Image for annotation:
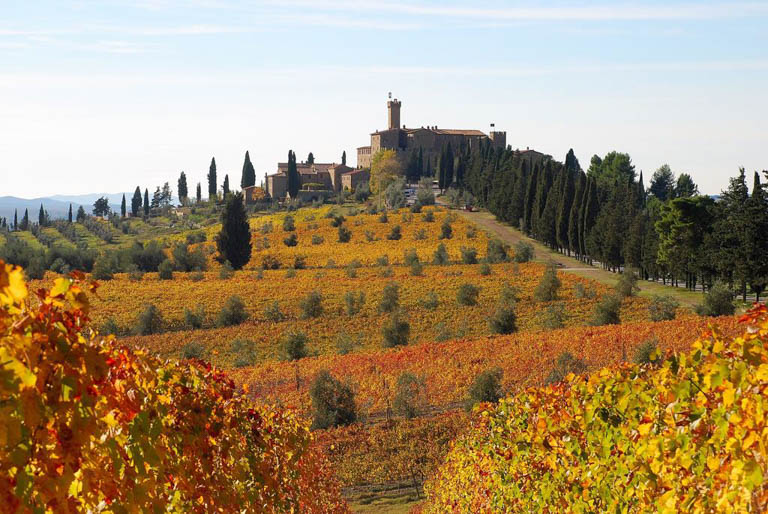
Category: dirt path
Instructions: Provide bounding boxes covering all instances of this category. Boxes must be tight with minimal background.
[456,209,704,308]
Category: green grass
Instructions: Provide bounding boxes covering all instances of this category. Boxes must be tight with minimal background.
[14,231,46,252]
[346,486,423,514]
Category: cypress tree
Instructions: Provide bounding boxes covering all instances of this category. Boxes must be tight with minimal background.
[523,163,539,234]
[342,151,347,166]
[121,194,127,217]
[508,160,528,228]
[13,209,17,230]
[207,157,217,201]
[143,188,150,216]
[178,171,189,203]
[38,204,45,227]
[21,209,29,231]
[556,165,575,253]
[287,150,300,199]
[216,192,252,269]
[568,171,586,257]
[417,147,424,177]
[307,152,314,165]
[241,151,255,189]
[131,187,142,217]
[438,146,447,193]
[746,171,768,301]
[581,177,600,262]
[445,143,454,188]
[76,206,86,223]
[196,182,202,204]
[223,174,230,196]
[67,204,72,223]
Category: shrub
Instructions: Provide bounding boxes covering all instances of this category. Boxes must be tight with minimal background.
[100,317,120,337]
[414,228,427,240]
[354,181,371,201]
[410,260,424,277]
[311,234,324,245]
[337,226,352,243]
[263,300,285,322]
[336,332,360,355]
[382,312,410,348]
[489,303,517,335]
[259,221,273,234]
[393,372,426,420]
[135,303,164,335]
[330,215,345,227]
[216,295,249,327]
[615,268,640,298]
[534,264,561,302]
[512,241,534,263]
[633,337,660,365]
[230,339,256,368]
[261,255,280,270]
[219,261,235,279]
[190,270,204,282]
[158,259,174,280]
[421,211,435,223]
[545,352,587,385]
[649,295,679,321]
[344,264,357,278]
[92,253,115,280]
[404,249,420,267]
[487,239,510,263]
[299,290,324,319]
[310,370,357,429]
[378,282,400,313]
[283,233,298,247]
[280,331,308,361]
[696,282,735,317]
[376,255,389,267]
[181,341,205,360]
[364,230,375,242]
[344,291,365,315]
[380,266,393,278]
[186,231,207,244]
[183,304,206,329]
[460,246,478,265]
[284,268,296,278]
[541,303,566,330]
[590,295,621,326]
[420,291,439,310]
[573,282,596,299]
[465,368,503,411]
[282,215,295,232]
[479,262,492,276]
[433,243,449,265]
[466,225,477,239]
[457,283,480,306]
[387,225,402,240]
[172,243,207,272]
[439,220,453,240]
[410,203,422,213]
[434,322,453,342]
[416,178,436,206]
[378,212,388,223]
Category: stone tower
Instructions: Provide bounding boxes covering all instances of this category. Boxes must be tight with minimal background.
[387,98,402,130]
[489,131,507,149]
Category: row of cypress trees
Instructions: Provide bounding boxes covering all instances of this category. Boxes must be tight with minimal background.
[460,141,768,300]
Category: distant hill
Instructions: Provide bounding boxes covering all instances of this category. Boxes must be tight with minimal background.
[0,192,132,223]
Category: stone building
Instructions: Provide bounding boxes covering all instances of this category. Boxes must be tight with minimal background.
[265,161,358,200]
[356,98,507,169]
[341,169,370,192]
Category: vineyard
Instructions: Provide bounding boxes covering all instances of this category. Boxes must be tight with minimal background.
[2,200,755,512]
[0,262,348,512]
[421,306,768,511]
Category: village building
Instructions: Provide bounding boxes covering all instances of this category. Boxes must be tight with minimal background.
[264,161,357,200]
[356,97,508,169]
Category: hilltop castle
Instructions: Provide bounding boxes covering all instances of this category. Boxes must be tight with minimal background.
[356,97,507,169]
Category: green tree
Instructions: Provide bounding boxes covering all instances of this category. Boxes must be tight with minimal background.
[216,192,252,269]
[675,173,698,198]
[93,197,110,217]
[649,164,675,201]
[131,187,142,217]
[207,157,217,200]
[38,203,45,227]
[223,174,230,196]
[20,209,29,231]
[341,150,346,166]
[196,182,202,204]
[306,152,314,165]
[310,370,356,429]
[240,151,256,189]
[287,150,300,199]
[178,171,189,203]
[120,194,126,217]
[76,206,86,223]
[143,189,149,216]
[67,204,72,223]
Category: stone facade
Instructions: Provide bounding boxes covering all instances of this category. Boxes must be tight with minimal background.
[341,169,370,192]
[356,98,507,170]
[266,162,361,200]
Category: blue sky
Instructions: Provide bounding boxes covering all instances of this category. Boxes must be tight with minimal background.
[1,1,766,197]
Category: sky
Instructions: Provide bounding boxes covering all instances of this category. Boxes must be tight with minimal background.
[1,1,767,198]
